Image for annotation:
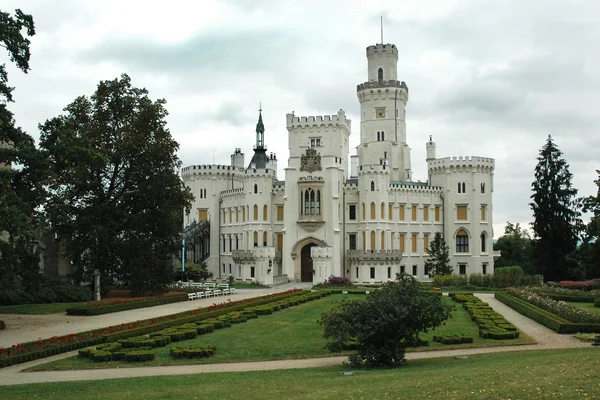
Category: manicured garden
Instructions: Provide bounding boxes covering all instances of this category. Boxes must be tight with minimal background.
[26,293,534,372]
[5,348,600,399]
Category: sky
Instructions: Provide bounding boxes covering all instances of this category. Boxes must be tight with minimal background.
[3,0,599,238]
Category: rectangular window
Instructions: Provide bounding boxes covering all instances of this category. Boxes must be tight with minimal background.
[399,205,405,221]
[222,237,226,252]
[370,267,375,279]
[456,235,469,253]
[229,209,232,223]
[199,209,208,222]
[399,234,405,253]
[480,205,486,221]
[423,206,429,221]
[251,267,255,278]
[277,234,283,251]
[424,234,429,252]
[457,205,468,221]
[277,205,284,221]
[229,264,232,274]
[412,265,417,276]
[459,264,466,275]
[411,205,417,221]
[387,267,391,279]
[236,209,239,223]
[356,267,359,278]
[239,266,241,276]
[349,205,356,220]
[482,263,488,275]
[242,208,245,222]
[253,206,258,221]
[424,264,429,276]
[223,263,226,273]
[349,234,357,250]
[310,138,321,147]
[412,234,417,253]
[388,203,393,221]
[222,210,226,224]
[400,265,405,274]
[435,206,440,222]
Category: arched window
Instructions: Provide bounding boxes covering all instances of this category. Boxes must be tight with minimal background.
[462,182,466,193]
[458,182,461,193]
[310,189,315,214]
[253,204,258,221]
[378,67,383,82]
[381,131,385,141]
[362,203,366,219]
[379,158,383,165]
[253,231,258,247]
[316,190,321,214]
[381,202,385,220]
[263,205,268,221]
[370,231,376,250]
[370,202,376,220]
[480,232,487,253]
[481,183,485,194]
[204,189,206,198]
[371,181,375,191]
[381,231,385,250]
[199,189,203,199]
[377,131,381,141]
[254,184,258,194]
[263,231,267,246]
[362,231,366,250]
[456,229,469,253]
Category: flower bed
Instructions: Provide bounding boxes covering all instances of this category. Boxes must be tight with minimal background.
[66,293,188,315]
[507,288,600,324]
[495,292,600,333]
[0,288,308,368]
[558,281,592,291]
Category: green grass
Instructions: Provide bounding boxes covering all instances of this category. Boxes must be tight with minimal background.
[27,294,534,371]
[0,302,88,315]
[566,301,600,316]
[5,348,600,399]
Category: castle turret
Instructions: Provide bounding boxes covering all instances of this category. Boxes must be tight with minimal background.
[426,135,436,162]
[247,107,269,170]
[231,148,245,169]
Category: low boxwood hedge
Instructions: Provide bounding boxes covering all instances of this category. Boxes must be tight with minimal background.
[545,294,598,303]
[594,298,600,308]
[450,293,520,340]
[170,344,216,359]
[66,294,188,316]
[432,334,474,344]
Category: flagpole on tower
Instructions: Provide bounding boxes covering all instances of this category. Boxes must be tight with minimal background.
[381,15,383,44]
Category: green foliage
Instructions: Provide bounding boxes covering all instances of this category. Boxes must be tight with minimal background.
[493,222,534,273]
[594,299,600,308]
[39,74,194,295]
[530,136,581,281]
[0,284,92,305]
[431,274,457,286]
[424,232,452,275]
[0,9,47,293]
[65,293,186,316]
[170,344,216,359]
[0,320,5,330]
[174,262,213,282]
[432,334,473,344]
[319,274,453,366]
[495,265,524,275]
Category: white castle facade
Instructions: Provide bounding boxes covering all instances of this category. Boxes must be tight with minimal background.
[181,42,496,285]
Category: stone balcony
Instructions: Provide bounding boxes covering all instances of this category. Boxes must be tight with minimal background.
[347,250,403,265]
[297,214,325,233]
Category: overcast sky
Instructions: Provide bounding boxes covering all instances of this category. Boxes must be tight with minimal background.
[3,0,599,238]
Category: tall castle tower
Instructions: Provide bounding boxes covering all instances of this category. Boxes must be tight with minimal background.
[356,43,411,181]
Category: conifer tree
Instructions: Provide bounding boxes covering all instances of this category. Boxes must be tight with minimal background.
[424,232,452,275]
[530,135,580,281]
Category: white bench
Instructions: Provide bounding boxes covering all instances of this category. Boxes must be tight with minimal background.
[213,289,222,296]
[205,290,213,297]
[187,293,197,301]
[196,291,205,299]
[222,288,230,295]
[204,282,216,289]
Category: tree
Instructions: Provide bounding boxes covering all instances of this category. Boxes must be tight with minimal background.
[319,274,453,366]
[40,74,193,294]
[493,222,534,274]
[530,135,580,282]
[0,9,45,291]
[173,262,213,282]
[568,170,600,279]
[424,232,452,275]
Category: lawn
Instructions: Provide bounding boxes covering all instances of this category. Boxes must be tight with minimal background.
[0,302,87,315]
[566,301,600,316]
[5,348,600,399]
[27,294,534,371]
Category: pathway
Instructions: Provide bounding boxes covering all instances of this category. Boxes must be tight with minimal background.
[0,291,591,386]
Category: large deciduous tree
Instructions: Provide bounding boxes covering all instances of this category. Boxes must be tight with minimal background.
[424,232,452,275]
[319,274,453,366]
[530,135,580,282]
[0,9,45,291]
[493,222,534,274]
[40,74,193,294]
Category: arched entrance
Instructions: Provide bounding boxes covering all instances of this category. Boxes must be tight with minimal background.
[300,244,316,282]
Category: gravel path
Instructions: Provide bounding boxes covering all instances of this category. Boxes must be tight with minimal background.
[0,291,591,386]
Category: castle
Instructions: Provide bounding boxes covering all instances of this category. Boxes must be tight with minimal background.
[181,41,496,285]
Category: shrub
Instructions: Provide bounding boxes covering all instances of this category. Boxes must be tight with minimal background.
[51,285,93,302]
[170,344,216,359]
[558,281,591,291]
[495,266,524,275]
[431,275,457,287]
[0,289,34,305]
[327,276,352,285]
[32,287,58,304]
[124,350,155,362]
[92,350,112,362]
[594,299,600,308]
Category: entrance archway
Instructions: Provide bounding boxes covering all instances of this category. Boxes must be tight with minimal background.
[300,244,316,282]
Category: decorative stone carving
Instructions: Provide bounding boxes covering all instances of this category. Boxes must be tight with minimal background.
[300,147,322,173]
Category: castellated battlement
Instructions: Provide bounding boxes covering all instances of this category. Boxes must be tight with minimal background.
[182,164,245,178]
[389,183,443,194]
[311,246,333,259]
[220,188,245,198]
[357,164,391,174]
[357,80,408,92]
[244,168,276,178]
[366,43,398,58]
[286,109,351,131]
[428,156,495,173]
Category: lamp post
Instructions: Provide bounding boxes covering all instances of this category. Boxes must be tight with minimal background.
[181,238,185,283]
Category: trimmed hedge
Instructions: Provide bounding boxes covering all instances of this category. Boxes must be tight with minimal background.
[66,294,188,316]
[594,298,600,308]
[545,294,598,303]
[170,344,216,359]
[495,292,600,334]
[433,334,474,344]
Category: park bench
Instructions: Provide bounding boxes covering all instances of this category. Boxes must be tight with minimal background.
[204,282,216,289]
[196,291,205,299]
[187,293,197,301]
[213,289,222,296]
[217,283,229,290]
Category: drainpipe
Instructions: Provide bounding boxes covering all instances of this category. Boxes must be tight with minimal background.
[342,188,346,278]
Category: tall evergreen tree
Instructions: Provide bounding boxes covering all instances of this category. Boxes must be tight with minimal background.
[40,74,193,294]
[424,233,452,275]
[0,9,45,291]
[530,135,580,282]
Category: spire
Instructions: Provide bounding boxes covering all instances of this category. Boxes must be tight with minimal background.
[255,102,265,148]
